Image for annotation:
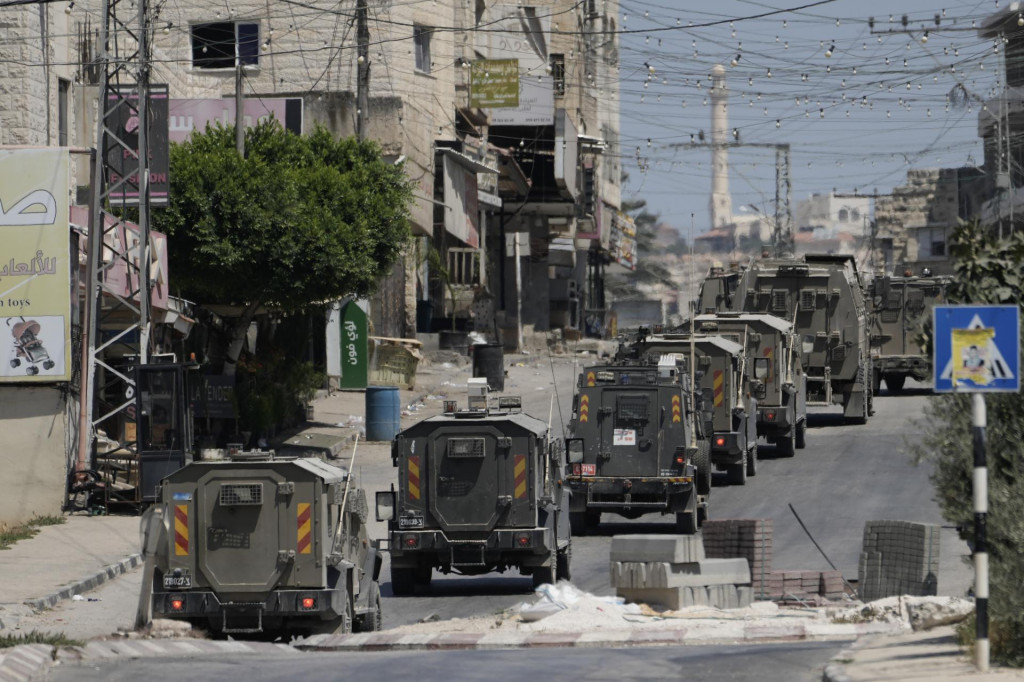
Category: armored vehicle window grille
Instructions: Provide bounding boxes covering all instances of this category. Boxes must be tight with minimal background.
[885,292,902,309]
[219,483,262,506]
[616,394,649,422]
[447,437,486,458]
[799,289,816,311]
[880,309,900,323]
[771,289,788,312]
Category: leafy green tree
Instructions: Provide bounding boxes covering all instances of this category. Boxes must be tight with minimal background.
[911,219,1024,666]
[154,121,412,375]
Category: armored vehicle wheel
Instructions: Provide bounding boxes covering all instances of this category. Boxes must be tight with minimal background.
[532,553,556,589]
[675,510,698,535]
[746,445,758,477]
[694,441,712,496]
[795,420,807,449]
[415,560,433,587]
[390,566,417,596]
[726,451,747,486]
[556,538,572,582]
[355,584,382,632]
[777,427,795,457]
[885,374,905,394]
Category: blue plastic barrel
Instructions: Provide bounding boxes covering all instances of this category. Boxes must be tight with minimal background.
[365,386,401,441]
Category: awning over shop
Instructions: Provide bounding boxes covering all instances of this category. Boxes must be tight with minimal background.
[441,149,498,248]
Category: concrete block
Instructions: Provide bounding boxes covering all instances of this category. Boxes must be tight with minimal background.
[610,534,705,563]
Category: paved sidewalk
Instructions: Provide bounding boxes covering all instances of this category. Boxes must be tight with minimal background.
[824,626,1024,681]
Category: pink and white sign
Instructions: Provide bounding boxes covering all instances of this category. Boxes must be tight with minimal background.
[168,98,302,143]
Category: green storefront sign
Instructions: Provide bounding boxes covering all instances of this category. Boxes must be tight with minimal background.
[339,301,368,389]
[470,59,519,108]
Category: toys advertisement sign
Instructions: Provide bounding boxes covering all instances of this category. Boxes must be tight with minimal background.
[0,148,71,381]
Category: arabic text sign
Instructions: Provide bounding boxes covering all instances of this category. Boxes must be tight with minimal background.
[933,305,1020,393]
[0,148,71,382]
[489,76,554,126]
[470,59,519,108]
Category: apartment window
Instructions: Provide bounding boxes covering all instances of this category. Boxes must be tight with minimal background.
[917,227,946,260]
[414,25,432,73]
[550,54,566,96]
[191,22,260,70]
[57,78,70,146]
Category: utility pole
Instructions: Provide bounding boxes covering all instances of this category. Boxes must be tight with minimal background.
[668,140,794,255]
[235,63,245,154]
[356,0,369,140]
[77,0,155,494]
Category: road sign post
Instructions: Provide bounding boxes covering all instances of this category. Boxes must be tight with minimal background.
[933,304,1020,672]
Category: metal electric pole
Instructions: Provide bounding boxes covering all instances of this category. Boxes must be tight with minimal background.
[667,140,793,255]
[76,0,155,492]
[356,0,370,140]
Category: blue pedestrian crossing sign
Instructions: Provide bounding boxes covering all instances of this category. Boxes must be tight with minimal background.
[933,305,1020,393]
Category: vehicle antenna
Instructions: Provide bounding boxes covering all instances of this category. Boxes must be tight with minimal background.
[332,433,360,554]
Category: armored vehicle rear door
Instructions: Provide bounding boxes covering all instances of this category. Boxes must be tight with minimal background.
[193,467,293,594]
[592,386,679,477]
[427,425,535,532]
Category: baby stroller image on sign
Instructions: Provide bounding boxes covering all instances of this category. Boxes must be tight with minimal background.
[7,316,55,375]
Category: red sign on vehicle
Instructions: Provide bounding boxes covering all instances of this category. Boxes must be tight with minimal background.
[580,463,596,476]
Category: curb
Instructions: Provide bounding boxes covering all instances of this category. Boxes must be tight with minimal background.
[296,621,906,653]
[24,553,143,612]
[0,644,53,682]
[821,633,877,682]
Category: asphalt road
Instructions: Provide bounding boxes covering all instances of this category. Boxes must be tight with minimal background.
[48,642,841,682]
[13,356,970,654]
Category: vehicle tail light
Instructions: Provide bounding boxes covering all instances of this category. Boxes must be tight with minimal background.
[765,410,776,421]
[170,598,184,612]
[715,437,726,447]
[675,456,685,465]
[402,534,419,549]
[301,597,317,610]
[515,532,532,547]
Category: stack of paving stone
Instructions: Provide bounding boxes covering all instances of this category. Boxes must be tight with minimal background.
[701,518,774,597]
[858,520,941,601]
[610,534,753,610]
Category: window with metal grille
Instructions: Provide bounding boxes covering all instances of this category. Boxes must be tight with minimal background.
[771,289,788,312]
[446,248,481,286]
[616,394,649,422]
[799,289,816,311]
[447,437,485,458]
[191,22,260,70]
[219,483,262,506]
[414,25,432,73]
[550,54,566,96]
[881,309,900,323]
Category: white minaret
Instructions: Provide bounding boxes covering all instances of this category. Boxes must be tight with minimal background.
[710,64,732,228]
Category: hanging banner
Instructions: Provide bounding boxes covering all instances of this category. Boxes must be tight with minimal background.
[0,148,71,382]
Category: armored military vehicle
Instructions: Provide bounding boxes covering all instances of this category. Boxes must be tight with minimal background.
[699,255,872,423]
[694,313,808,456]
[565,358,710,535]
[378,393,571,593]
[139,453,382,636]
[624,331,758,485]
[867,270,952,394]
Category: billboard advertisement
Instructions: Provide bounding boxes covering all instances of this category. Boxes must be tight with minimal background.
[105,84,170,206]
[0,148,71,382]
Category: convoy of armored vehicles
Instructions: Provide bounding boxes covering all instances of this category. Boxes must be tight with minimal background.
[136,253,952,639]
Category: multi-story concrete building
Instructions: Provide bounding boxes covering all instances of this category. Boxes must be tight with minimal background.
[0,1,621,521]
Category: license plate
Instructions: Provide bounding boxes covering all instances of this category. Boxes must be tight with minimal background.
[163,574,192,589]
[398,516,424,529]
[581,463,596,476]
